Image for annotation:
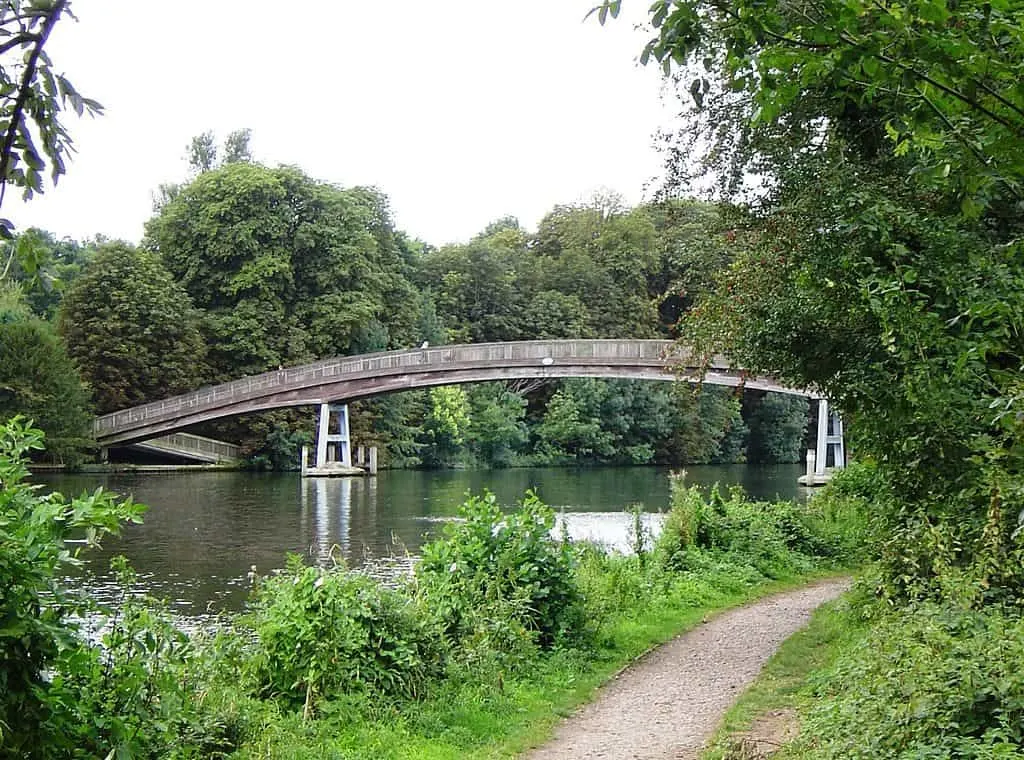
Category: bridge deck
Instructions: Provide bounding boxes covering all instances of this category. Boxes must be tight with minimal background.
[94,339,800,446]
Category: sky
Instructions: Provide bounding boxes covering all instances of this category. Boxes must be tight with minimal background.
[12,1,680,248]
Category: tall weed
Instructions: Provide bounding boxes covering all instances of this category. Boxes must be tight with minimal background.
[245,555,443,713]
[654,474,861,578]
[417,491,585,657]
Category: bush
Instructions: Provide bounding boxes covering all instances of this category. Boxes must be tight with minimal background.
[0,418,146,754]
[245,555,444,713]
[799,602,1024,759]
[42,560,239,759]
[417,491,585,654]
[655,474,861,577]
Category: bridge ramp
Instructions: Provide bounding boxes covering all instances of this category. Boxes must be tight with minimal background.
[127,433,241,464]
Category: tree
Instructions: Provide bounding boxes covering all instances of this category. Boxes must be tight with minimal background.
[146,163,417,382]
[0,0,101,228]
[531,202,661,338]
[59,241,205,413]
[419,231,528,343]
[420,385,471,468]
[222,128,253,164]
[521,290,588,339]
[535,382,615,463]
[466,383,528,467]
[1,228,92,318]
[187,130,218,174]
[0,315,91,463]
[745,393,809,464]
[597,0,1024,597]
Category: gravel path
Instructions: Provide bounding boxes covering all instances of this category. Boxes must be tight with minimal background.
[524,578,849,760]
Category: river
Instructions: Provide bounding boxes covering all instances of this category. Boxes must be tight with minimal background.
[39,464,805,616]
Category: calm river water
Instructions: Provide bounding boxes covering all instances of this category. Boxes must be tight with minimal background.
[39,464,805,615]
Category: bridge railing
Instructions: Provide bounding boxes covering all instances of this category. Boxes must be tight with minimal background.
[132,433,241,463]
[93,339,687,437]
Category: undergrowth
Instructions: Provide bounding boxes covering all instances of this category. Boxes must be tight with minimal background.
[0,417,861,758]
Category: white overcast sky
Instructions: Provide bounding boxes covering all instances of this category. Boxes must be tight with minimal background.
[12,1,679,247]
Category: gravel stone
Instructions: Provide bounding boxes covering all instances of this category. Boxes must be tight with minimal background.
[524,578,849,760]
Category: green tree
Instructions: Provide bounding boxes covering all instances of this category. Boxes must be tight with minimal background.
[59,241,205,414]
[0,316,91,463]
[597,0,1024,596]
[187,130,218,173]
[655,384,746,465]
[535,381,615,463]
[521,290,589,339]
[419,229,528,343]
[146,163,417,382]
[420,385,471,468]
[466,383,528,467]
[745,393,810,464]
[531,202,661,338]
[646,200,733,332]
[222,127,253,164]
[5,229,92,318]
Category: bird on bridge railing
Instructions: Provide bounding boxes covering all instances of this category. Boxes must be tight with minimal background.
[420,341,429,349]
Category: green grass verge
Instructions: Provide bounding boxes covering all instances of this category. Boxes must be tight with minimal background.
[699,586,866,760]
[227,569,849,760]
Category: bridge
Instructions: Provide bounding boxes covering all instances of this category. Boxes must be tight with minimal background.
[128,432,241,464]
[93,339,808,447]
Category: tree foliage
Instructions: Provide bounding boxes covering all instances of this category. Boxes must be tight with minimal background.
[0,315,90,463]
[746,393,809,464]
[0,0,101,230]
[59,241,205,414]
[596,0,1024,598]
[145,163,418,383]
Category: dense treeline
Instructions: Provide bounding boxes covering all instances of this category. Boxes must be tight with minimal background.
[0,137,809,468]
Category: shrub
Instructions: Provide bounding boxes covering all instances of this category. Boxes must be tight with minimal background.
[0,417,146,754]
[246,555,443,713]
[655,475,862,577]
[42,560,239,759]
[800,602,1024,759]
[417,491,585,654]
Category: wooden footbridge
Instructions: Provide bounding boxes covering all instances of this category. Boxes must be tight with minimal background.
[93,339,805,447]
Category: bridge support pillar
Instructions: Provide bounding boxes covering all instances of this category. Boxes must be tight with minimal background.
[813,399,845,477]
[315,403,351,469]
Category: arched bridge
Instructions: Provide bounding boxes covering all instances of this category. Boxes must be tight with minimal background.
[93,339,806,447]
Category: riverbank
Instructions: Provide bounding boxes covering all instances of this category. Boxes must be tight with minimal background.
[5,442,865,758]
[224,570,855,760]
[166,482,865,758]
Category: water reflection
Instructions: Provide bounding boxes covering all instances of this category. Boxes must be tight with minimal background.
[43,464,803,615]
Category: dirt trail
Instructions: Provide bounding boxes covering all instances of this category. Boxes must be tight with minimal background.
[524,578,848,760]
